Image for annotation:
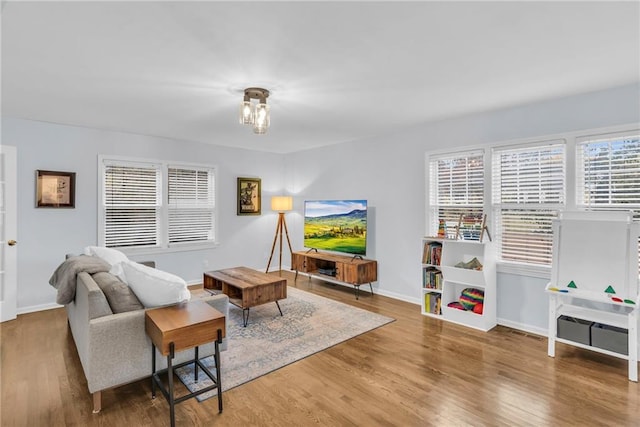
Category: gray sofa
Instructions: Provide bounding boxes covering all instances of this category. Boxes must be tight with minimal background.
[66,270,229,413]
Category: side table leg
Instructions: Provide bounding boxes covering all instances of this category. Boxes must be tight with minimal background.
[168,342,175,427]
[275,300,283,316]
[215,329,223,413]
[194,346,199,382]
[151,344,156,398]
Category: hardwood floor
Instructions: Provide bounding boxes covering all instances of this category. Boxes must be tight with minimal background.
[2,270,639,426]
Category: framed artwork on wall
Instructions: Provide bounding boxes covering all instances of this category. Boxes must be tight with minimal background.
[36,170,76,208]
[237,177,261,215]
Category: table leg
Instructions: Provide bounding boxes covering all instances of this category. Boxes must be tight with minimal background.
[275,300,283,316]
[194,346,199,382]
[242,308,250,327]
[168,342,175,427]
[151,344,156,398]
[215,328,223,413]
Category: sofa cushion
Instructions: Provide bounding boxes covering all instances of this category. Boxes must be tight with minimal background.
[120,260,191,308]
[92,272,144,313]
[84,246,128,266]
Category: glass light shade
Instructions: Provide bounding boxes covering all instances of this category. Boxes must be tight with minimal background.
[239,101,254,125]
[271,196,293,212]
[253,103,270,134]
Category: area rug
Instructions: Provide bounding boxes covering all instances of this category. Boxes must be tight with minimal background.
[175,286,394,401]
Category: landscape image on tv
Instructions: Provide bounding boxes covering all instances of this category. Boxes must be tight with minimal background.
[304,200,367,255]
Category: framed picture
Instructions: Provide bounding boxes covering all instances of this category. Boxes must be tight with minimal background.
[36,170,76,208]
[237,177,261,215]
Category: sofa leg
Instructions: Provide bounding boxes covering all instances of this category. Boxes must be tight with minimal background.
[92,391,102,413]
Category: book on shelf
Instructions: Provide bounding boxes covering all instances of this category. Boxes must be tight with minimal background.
[423,267,442,289]
[422,241,443,265]
[424,292,442,315]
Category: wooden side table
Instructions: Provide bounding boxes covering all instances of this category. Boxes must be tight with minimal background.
[145,300,226,427]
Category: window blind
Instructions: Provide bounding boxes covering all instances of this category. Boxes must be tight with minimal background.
[168,167,215,244]
[428,150,484,235]
[103,163,161,248]
[492,141,565,265]
[576,133,640,209]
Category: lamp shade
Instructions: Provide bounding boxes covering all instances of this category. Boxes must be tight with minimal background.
[253,103,270,134]
[271,196,293,212]
[239,100,254,125]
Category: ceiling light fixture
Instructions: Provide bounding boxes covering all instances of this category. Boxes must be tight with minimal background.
[239,87,270,134]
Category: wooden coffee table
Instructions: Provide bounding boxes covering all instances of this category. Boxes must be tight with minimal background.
[145,300,226,427]
[204,266,287,327]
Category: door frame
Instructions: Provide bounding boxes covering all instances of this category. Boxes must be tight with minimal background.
[1,145,17,322]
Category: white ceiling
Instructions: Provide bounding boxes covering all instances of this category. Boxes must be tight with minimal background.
[2,1,639,153]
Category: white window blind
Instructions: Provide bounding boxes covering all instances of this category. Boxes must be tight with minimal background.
[168,167,215,244]
[492,141,565,265]
[428,150,484,235]
[577,133,640,209]
[103,162,161,248]
[100,157,217,250]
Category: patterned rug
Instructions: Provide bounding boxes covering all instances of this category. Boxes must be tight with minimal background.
[175,286,394,401]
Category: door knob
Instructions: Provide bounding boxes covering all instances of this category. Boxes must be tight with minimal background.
[7,240,16,246]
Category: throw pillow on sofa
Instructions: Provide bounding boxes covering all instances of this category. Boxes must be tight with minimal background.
[84,246,128,266]
[92,272,144,314]
[119,260,191,308]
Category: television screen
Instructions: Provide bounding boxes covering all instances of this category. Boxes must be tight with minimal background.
[304,200,368,255]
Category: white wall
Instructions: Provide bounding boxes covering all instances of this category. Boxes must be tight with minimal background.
[4,82,639,333]
[3,117,285,312]
[286,83,640,334]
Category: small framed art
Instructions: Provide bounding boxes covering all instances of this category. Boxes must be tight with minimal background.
[237,177,261,215]
[36,170,76,208]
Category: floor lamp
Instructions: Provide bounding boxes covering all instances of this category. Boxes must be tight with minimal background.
[266,196,293,276]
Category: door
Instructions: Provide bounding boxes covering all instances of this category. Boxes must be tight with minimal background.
[0,145,17,322]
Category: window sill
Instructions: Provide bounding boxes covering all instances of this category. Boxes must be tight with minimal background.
[118,242,220,258]
[497,261,551,280]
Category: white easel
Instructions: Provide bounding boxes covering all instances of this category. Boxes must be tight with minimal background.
[546,211,639,381]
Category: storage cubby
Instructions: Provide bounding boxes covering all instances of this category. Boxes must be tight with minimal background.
[420,237,496,331]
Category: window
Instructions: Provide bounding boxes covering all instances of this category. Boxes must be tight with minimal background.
[168,167,215,244]
[427,127,638,273]
[428,150,484,235]
[100,157,216,250]
[491,141,565,265]
[576,132,640,212]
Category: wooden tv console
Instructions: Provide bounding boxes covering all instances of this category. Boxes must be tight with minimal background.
[291,250,377,299]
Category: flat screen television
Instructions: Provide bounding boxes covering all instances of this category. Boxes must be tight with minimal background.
[303,200,368,256]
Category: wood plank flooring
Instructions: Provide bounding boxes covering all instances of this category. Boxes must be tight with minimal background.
[2,270,639,426]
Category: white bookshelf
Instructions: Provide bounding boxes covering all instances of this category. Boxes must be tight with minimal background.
[421,237,496,331]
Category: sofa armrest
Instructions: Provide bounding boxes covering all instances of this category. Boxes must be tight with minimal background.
[66,272,113,377]
[87,309,151,393]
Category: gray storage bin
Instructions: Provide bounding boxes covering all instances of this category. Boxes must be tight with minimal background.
[557,316,592,345]
[591,323,628,355]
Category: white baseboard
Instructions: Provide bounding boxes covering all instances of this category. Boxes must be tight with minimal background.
[497,317,547,337]
[292,271,421,305]
[18,302,63,315]
[375,289,421,305]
